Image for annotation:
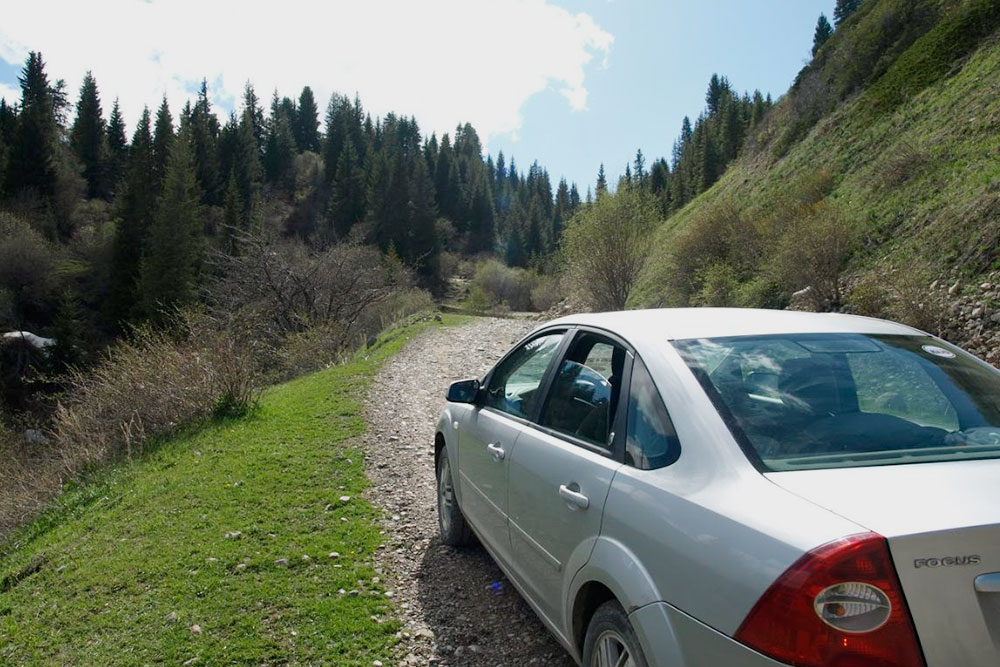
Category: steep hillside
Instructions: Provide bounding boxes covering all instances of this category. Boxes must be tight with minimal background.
[635,0,1000,321]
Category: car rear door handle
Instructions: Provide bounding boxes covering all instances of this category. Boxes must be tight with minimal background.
[487,443,505,462]
[559,484,590,510]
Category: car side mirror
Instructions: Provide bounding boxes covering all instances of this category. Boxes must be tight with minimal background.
[447,379,481,404]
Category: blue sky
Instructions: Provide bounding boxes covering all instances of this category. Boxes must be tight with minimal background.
[488,0,836,193]
[0,0,834,195]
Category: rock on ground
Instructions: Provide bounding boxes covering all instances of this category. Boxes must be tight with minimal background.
[361,317,575,666]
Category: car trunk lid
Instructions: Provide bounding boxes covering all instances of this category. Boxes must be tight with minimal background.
[767,460,1000,667]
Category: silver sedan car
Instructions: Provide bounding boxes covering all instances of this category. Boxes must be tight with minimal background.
[433,308,1000,667]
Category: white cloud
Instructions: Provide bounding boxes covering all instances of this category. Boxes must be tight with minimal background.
[0,0,612,146]
[0,82,18,106]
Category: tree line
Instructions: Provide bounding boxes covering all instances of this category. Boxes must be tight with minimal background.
[0,52,585,352]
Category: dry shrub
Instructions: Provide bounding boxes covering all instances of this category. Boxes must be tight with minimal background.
[877,141,930,188]
[51,312,260,464]
[0,313,260,538]
[847,262,947,334]
[769,202,855,310]
[530,274,563,312]
[0,417,62,536]
[665,203,763,305]
[471,260,535,312]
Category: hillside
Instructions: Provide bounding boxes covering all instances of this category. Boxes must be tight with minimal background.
[634,0,1000,323]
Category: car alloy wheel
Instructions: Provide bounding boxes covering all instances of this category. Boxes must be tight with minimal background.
[592,629,636,667]
[438,455,455,535]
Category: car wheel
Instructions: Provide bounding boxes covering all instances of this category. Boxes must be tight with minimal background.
[436,446,472,546]
[582,600,649,667]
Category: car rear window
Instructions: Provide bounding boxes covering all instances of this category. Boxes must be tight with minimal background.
[674,333,1000,471]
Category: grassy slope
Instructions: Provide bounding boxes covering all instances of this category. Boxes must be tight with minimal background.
[636,3,1000,305]
[0,313,466,665]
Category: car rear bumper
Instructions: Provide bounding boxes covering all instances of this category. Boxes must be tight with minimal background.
[629,601,788,667]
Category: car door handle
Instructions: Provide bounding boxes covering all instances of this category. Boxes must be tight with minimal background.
[487,443,505,462]
[559,484,590,510]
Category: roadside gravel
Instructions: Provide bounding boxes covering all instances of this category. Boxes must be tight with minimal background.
[361,316,577,666]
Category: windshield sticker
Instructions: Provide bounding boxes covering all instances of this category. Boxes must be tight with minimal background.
[922,344,956,359]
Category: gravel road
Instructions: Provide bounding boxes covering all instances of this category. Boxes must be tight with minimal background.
[361,316,577,667]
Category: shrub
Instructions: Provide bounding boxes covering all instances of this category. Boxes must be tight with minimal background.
[848,261,947,334]
[562,188,662,311]
[51,312,260,464]
[663,202,763,305]
[530,274,563,312]
[470,260,534,312]
[877,140,930,189]
[769,203,855,310]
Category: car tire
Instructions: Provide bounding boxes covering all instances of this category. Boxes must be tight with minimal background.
[436,445,472,546]
[582,600,650,667]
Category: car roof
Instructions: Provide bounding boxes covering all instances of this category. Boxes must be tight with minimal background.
[543,307,925,341]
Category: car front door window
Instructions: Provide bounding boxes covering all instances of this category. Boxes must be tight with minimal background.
[539,335,626,448]
[484,333,564,419]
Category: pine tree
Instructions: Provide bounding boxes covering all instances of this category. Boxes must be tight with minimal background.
[105,98,128,197]
[50,290,86,371]
[187,80,221,204]
[328,139,366,238]
[633,149,646,186]
[108,107,155,322]
[264,91,297,195]
[649,159,670,197]
[569,183,581,211]
[552,178,571,250]
[705,74,730,114]
[406,154,439,275]
[434,134,460,222]
[596,163,607,197]
[70,72,108,199]
[152,96,174,192]
[233,106,262,229]
[222,171,242,252]
[833,0,863,26]
[466,170,495,254]
[295,86,321,152]
[322,94,350,183]
[5,52,59,199]
[813,14,834,55]
[139,126,204,320]
[241,82,265,157]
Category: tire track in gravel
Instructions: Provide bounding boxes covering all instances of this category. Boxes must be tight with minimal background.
[361,316,577,667]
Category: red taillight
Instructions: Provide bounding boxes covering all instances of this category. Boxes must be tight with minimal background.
[734,532,924,667]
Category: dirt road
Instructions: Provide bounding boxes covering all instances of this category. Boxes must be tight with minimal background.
[362,316,577,666]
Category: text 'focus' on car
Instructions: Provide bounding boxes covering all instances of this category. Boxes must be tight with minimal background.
[433,308,1000,667]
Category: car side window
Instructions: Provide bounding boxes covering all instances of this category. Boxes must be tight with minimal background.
[484,332,564,419]
[625,358,681,469]
[539,334,627,448]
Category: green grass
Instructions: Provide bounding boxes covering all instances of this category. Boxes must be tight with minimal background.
[0,312,467,665]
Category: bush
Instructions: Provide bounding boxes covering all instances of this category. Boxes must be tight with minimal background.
[51,312,260,463]
[662,202,763,306]
[847,261,947,334]
[562,188,662,311]
[877,141,930,189]
[769,203,855,310]
[530,274,563,312]
[0,312,260,537]
[470,260,534,311]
